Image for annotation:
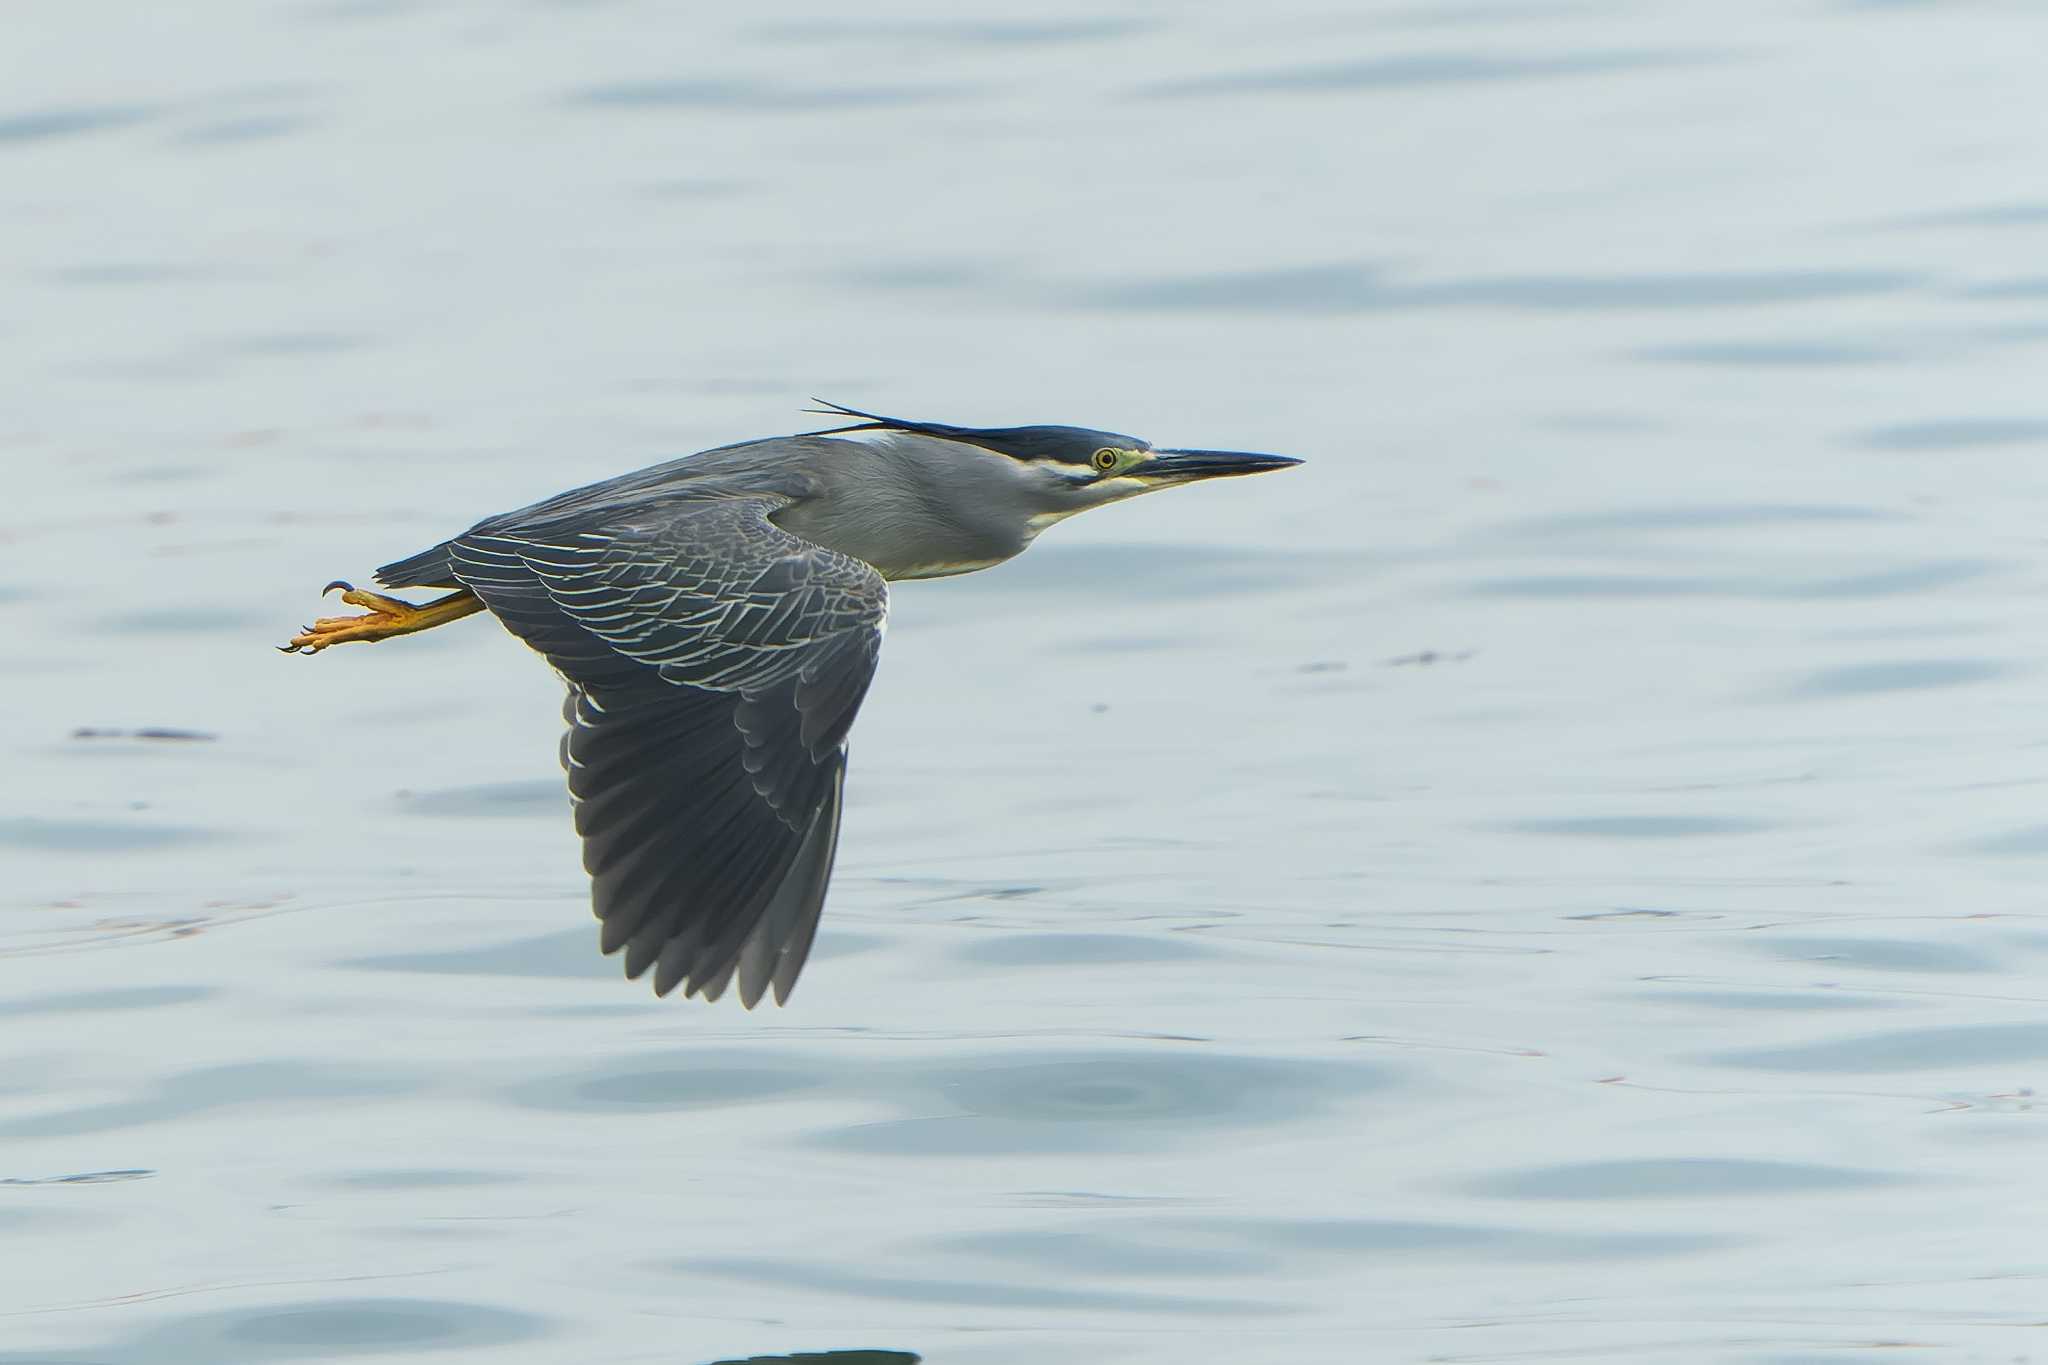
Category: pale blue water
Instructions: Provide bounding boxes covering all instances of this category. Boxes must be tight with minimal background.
[7,2,2048,1361]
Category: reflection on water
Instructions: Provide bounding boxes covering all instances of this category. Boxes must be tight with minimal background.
[8,0,2048,1359]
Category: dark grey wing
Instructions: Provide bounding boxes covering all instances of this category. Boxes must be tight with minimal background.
[446,497,885,1007]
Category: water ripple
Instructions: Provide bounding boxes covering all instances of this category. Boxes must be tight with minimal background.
[0,1297,551,1363]
[0,1061,418,1139]
[747,19,1146,46]
[0,817,232,852]
[1748,936,1999,975]
[934,1228,1272,1277]
[1079,263,1922,314]
[0,985,214,1016]
[672,1255,1280,1316]
[951,932,1217,967]
[1493,503,1896,537]
[1785,659,2009,698]
[1146,48,1715,97]
[1856,418,2048,450]
[1467,1157,1907,1200]
[1710,1023,2048,1073]
[1212,1216,1730,1260]
[322,1168,525,1190]
[0,106,152,144]
[508,1049,831,1114]
[1463,559,1998,600]
[1646,990,1906,1013]
[564,79,952,113]
[1635,339,1905,367]
[817,1049,1386,1156]
[1884,201,2048,230]
[391,779,566,818]
[1505,815,1771,838]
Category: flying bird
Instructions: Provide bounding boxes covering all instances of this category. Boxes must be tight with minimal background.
[283,402,1301,1007]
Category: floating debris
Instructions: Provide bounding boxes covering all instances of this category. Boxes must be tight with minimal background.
[70,727,217,742]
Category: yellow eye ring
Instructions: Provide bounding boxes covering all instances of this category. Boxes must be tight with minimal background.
[1092,447,1120,472]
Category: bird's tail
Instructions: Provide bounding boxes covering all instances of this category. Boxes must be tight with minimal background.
[374,543,459,590]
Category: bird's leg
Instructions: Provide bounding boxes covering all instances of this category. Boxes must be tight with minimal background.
[280,582,485,654]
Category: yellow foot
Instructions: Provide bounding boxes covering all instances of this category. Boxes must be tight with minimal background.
[279,582,483,654]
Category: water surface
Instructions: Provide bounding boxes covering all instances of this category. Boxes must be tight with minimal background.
[7,1,2048,1361]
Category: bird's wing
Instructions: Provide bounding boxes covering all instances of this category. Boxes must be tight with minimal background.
[446,496,885,1007]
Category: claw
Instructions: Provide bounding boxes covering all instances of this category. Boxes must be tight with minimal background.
[281,583,482,657]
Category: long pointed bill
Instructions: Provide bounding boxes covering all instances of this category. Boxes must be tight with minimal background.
[1142,448,1304,483]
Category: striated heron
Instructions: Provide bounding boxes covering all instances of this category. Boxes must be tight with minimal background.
[282,403,1300,1007]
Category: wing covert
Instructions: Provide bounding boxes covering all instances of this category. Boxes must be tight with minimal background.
[446,496,886,1006]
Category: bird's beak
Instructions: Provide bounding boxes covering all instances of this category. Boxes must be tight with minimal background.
[1141,448,1304,483]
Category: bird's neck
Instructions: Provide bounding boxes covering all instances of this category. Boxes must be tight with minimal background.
[774,434,1048,581]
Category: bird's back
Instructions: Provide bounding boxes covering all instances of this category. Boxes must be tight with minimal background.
[375,437,835,590]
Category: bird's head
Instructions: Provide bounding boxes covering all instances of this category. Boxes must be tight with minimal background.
[803,400,1302,528]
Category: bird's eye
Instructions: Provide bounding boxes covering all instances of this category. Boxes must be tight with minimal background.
[1092,448,1121,472]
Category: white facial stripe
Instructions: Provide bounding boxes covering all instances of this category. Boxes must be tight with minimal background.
[1024,475,1152,535]
[1025,507,1084,531]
